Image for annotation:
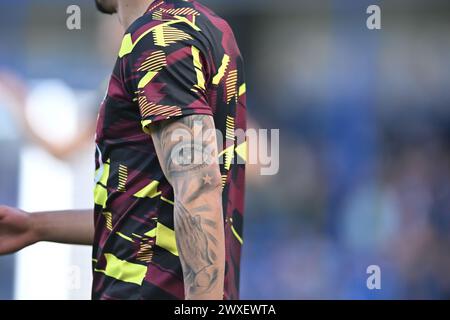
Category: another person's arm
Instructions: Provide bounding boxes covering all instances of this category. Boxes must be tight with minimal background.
[149,114,225,300]
[0,207,94,255]
[20,122,96,160]
[0,71,96,161]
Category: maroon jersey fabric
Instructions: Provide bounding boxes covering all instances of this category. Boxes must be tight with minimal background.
[92,0,246,300]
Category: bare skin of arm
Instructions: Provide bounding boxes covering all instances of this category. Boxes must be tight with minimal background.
[0,207,94,255]
[149,114,225,300]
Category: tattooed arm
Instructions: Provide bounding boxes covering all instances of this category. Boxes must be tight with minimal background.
[149,114,225,300]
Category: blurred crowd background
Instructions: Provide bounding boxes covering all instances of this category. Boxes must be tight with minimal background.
[0,0,449,299]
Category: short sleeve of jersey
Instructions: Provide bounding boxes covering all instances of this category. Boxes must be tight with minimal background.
[121,22,212,133]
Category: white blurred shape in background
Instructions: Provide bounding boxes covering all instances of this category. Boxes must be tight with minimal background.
[24,80,77,143]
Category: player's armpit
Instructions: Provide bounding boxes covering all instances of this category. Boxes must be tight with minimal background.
[148,114,225,300]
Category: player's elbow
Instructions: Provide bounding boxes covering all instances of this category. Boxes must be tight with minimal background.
[172,165,223,203]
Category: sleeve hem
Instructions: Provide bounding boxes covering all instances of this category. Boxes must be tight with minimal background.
[141,107,213,135]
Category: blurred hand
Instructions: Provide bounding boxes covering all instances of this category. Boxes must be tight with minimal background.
[0,206,38,255]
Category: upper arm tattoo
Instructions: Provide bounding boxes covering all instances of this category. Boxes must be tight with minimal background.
[151,115,219,177]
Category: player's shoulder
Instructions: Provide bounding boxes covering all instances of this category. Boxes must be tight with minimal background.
[125,0,233,41]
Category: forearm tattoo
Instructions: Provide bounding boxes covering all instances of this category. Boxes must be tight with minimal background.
[174,201,219,294]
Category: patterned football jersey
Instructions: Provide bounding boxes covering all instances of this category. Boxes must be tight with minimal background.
[92,0,246,300]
